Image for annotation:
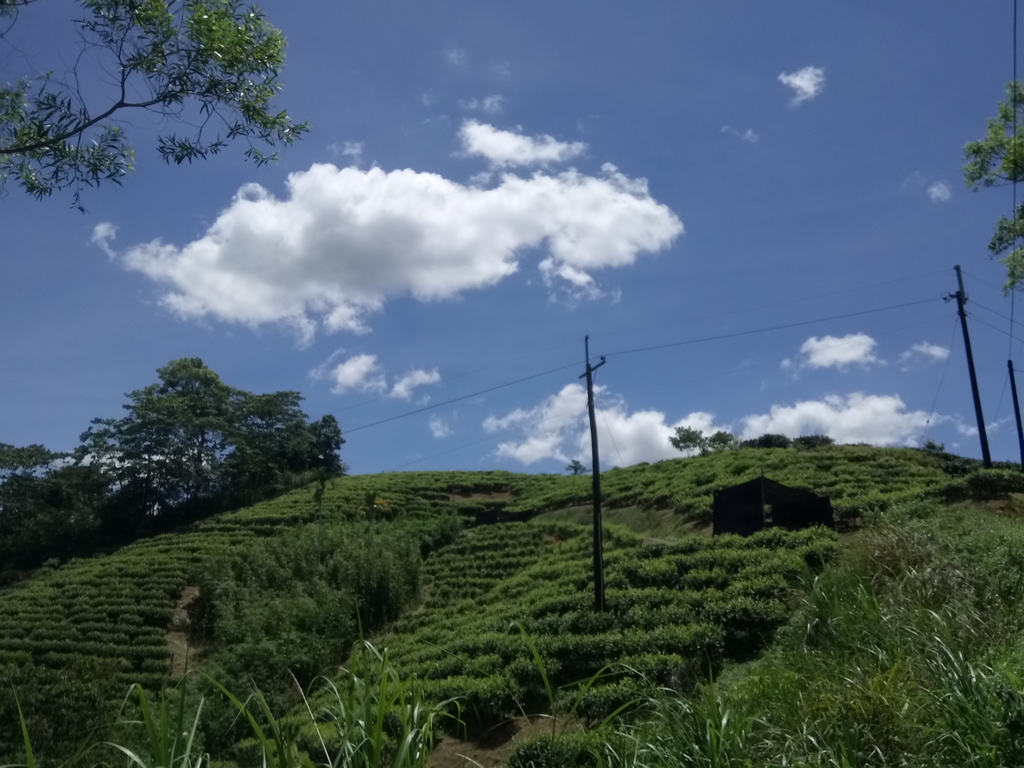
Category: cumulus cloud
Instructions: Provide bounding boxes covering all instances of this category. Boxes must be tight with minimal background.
[324,354,386,395]
[391,369,442,400]
[740,393,931,446]
[721,126,760,143]
[483,384,729,467]
[112,152,682,342]
[429,413,453,438]
[778,66,825,106]
[799,333,879,369]
[899,342,950,366]
[459,120,586,167]
[311,353,440,399]
[927,181,952,203]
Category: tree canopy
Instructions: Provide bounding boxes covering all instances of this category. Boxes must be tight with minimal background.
[0,0,307,207]
[964,81,1024,289]
[669,427,737,456]
[1,358,344,573]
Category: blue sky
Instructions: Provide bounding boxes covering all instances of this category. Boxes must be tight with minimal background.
[3,1,1024,474]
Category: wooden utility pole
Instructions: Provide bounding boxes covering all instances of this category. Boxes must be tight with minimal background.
[580,336,607,612]
[1010,361,1024,471]
[951,265,992,468]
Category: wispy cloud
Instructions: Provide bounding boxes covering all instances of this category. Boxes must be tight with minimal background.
[429,413,453,438]
[444,46,466,66]
[902,172,952,203]
[898,342,950,368]
[328,141,364,166]
[778,66,825,106]
[91,222,118,258]
[458,95,505,115]
[721,126,760,143]
[390,369,441,400]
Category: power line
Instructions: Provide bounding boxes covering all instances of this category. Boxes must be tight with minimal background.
[916,315,959,447]
[593,268,951,342]
[960,269,1008,292]
[598,297,941,358]
[345,360,582,434]
[969,298,1024,330]
[331,338,580,414]
[335,270,952,416]
[381,311,954,472]
[347,296,943,442]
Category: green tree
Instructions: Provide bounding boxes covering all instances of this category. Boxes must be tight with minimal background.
[740,433,793,449]
[0,462,109,573]
[706,430,738,453]
[964,81,1024,289]
[565,459,589,475]
[669,426,708,455]
[0,0,307,208]
[77,357,345,530]
[793,434,835,450]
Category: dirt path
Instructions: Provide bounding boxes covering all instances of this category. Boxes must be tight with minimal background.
[167,585,201,678]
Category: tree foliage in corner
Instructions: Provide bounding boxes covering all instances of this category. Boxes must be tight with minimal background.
[0,0,307,207]
[964,81,1024,289]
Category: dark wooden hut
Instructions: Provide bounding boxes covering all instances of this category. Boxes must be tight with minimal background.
[712,476,833,536]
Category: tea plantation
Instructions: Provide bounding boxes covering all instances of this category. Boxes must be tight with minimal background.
[0,444,1001,762]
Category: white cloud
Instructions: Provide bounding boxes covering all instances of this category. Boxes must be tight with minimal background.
[325,354,386,395]
[429,414,453,438]
[927,181,952,203]
[444,47,466,66]
[799,333,878,369]
[903,172,952,203]
[113,154,682,342]
[327,141,364,166]
[721,126,760,143]
[459,120,587,168]
[312,354,440,399]
[483,384,729,467]
[91,222,118,258]
[390,369,441,400]
[778,66,825,106]
[956,417,1005,438]
[740,393,932,446]
[899,342,950,366]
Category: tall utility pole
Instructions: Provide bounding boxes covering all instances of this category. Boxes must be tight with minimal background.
[951,265,992,468]
[1010,360,1024,471]
[579,336,606,612]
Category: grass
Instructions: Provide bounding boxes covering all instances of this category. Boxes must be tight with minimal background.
[0,445,1014,764]
[533,505,709,541]
[504,498,1024,767]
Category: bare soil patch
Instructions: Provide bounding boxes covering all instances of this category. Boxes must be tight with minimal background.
[167,585,201,678]
[427,716,556,768]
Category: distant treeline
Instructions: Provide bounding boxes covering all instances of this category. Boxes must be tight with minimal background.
[0,358,345,576]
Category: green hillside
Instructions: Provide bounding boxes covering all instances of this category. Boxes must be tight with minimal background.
[0,444,1013,764]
